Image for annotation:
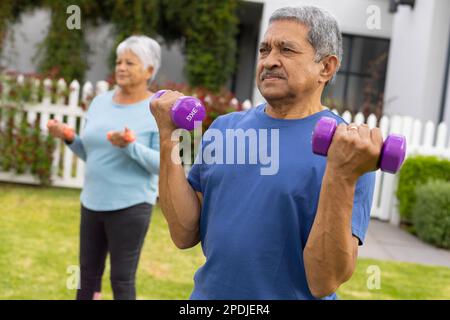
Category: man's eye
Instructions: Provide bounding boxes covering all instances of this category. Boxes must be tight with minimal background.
[259,48,269,54]
[282,47,293,53]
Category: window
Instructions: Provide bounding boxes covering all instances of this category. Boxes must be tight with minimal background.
[323,34,390,117]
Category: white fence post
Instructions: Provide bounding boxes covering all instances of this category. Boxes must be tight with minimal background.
[367,114,377,129]
[230,98,239,108]
[69,80,80,108]
[410,119,422,155]
[354,112,365,125]
[436,122,448,150]
[56,78,67,105]
[42,78,52,106]
[82,81,94,109]
[423,121,435,151]
[342,110,352,123]
[95,80,109,96]
[369,115,389,219]
[31,78,41,103]
[242,99,252,110]
[380,116,403,224]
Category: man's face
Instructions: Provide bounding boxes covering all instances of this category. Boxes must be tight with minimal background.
[256,20,323,104]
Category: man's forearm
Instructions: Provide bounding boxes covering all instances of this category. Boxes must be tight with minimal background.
[159,139,201,248]
[304,165,358,297]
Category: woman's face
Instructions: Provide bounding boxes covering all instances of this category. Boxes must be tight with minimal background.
[115,50,153,88]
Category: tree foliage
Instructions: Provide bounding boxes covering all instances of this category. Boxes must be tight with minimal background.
[0,0,239,91]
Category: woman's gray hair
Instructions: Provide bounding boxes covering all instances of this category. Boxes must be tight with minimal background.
[116,35,162,81]
[269,6,343,83]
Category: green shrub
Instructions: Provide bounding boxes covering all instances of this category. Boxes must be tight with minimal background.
[1,0,239,91]
[396,156,450,223]
[412,180,450,249]
[0,73,241,184]
[0,104,55,186]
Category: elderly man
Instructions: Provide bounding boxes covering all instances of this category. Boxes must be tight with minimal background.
[151,6,379,299]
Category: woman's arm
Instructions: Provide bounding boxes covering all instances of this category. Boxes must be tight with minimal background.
[122,131,160,175]
[48,117,88,162]
[65,135,87,161]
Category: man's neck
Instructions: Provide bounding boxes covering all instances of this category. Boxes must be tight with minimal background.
[265,97,324,119]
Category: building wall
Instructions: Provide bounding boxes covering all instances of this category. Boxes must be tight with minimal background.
[383,0,450,127]
[0,9,50,76]
[444,51,450,126]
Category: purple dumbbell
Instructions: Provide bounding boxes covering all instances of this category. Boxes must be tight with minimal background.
[151,90,206,131]
[312,117,407,174]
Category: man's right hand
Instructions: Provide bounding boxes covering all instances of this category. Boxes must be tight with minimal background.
[149,90,184,140]
[47,119,75,143]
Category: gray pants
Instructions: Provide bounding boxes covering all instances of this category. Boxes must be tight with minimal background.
[76,202,152,300]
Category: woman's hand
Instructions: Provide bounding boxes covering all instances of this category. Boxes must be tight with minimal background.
[107,127,136,148]
[47,119,75,143]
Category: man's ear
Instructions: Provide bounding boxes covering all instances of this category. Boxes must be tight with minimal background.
[318,55,339,85]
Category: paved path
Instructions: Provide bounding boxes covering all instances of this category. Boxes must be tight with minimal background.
[359,219,450,268]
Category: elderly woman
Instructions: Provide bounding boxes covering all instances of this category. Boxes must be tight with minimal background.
[47,35,161,300]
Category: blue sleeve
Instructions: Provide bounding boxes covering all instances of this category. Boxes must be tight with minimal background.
[123,131,160,175]
[351,171,376,246]
[66,135,87,161]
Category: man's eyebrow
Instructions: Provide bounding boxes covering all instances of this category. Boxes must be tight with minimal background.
[275,40,300,48]
[259,40,301,48]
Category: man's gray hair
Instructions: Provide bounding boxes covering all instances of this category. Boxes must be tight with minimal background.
[116,35,162,81]
[269,6,343,83]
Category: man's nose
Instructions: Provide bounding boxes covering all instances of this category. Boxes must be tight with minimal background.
[263,51,282,69]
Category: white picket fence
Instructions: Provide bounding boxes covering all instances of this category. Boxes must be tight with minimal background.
[334,110,450,224]
[0,77,108,188]
[1,77,450,224]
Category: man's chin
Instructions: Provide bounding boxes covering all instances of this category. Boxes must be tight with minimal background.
[259,89,288,102]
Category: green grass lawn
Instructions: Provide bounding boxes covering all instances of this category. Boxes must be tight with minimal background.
[0,182,449,300]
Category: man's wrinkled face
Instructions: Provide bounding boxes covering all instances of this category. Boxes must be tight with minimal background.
[256,20,323,103]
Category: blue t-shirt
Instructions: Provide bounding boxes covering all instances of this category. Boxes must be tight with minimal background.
[187,103,375,300]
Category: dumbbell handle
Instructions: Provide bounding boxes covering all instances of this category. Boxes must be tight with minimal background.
[312,117,406,174]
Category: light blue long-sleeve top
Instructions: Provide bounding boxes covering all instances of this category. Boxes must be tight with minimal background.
[66,90,160,211]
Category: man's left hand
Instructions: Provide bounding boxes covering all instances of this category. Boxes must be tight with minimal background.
[326,123,383,182]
